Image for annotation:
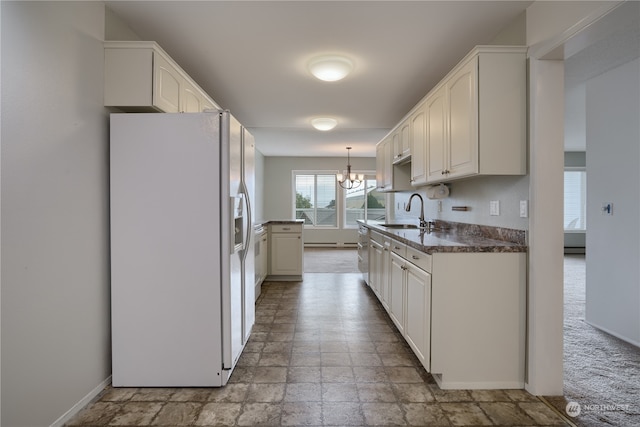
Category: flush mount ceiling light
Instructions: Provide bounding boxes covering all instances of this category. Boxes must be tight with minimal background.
[311,117,338,131]
[308,55,354,82]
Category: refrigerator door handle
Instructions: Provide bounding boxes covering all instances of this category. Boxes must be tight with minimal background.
[240,182,252,262]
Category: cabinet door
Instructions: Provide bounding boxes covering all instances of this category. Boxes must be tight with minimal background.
[182,83,202,113]
[447,57,478,179]
[369,240,382,295]
[375,143,385,190]
[392,130,402,162]
[270,233,302,275]
[405,264,431,371]
[400,121,411,159]
[382,139,393,190]
[153,52,181,113]
[389,252,405,335]
[379,243,390,310]
[260,234,268,281]
[426,85,447,182]
[410,105,427,186]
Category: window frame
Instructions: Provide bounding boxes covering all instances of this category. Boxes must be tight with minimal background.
[342,171,380,229]
[564,166,587,232]
[292,170,340,229]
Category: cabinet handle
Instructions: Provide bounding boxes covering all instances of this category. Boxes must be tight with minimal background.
[282,227,291,230]
[412,255,420,260]
[394,246,401,250]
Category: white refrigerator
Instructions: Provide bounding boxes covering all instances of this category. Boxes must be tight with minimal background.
[110,111,255,387]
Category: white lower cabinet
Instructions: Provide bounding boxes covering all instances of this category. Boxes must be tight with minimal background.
[368,229,526,390]
[369,232,390,309]
[268,223,303,280]
[389,250,431,371]
[404,260,431,371]
[389,252,406,336]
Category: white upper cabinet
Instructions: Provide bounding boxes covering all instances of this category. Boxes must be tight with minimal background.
[378,45,527,187]
[409,103,427,186]
[376,136,413,193]
[425,46,527,184]
[153,51,182,113]
[426,85,447,181]
[104,41,219,113]
[392,120,411,164]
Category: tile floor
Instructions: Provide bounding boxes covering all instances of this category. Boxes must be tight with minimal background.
[66,273,570,426]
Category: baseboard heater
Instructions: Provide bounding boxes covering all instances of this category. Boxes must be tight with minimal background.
[305,242,358,248]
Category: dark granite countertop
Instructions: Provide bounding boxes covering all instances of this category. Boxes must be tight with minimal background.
[256,219,305,226]
[358,220,527,254]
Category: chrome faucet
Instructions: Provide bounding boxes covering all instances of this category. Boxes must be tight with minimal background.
[406,193,428,229]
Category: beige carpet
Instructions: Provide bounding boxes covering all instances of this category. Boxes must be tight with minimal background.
[303,247,359,273]
[545,255,640,426]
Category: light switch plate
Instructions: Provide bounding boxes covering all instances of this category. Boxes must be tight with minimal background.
[490,200,500,216]
[519,200,528,218]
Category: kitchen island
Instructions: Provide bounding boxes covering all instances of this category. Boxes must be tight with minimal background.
[359,220,527,390]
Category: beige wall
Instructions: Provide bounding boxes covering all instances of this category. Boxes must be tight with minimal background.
[1,2,111,426]
[263,156,376,246]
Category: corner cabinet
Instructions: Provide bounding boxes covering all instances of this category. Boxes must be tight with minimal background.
[424,46,527,184]
[104,41,219,113]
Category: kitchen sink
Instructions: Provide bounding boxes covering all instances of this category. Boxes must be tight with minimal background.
[380,223,419,229]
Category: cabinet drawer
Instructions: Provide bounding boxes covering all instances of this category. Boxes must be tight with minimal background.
[370,231,384,245]
[406,246,432,272]
[390,241,407,258]
[270,224,302,233]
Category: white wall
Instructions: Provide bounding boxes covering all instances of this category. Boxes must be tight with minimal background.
[1,2,111,426]
[264,156,376,246]
[585,58,640,346]
[254,148,266,222]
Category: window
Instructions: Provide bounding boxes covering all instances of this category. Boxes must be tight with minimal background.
[564,169,586,231]
[294,172,337,227]
[344,176,386,227]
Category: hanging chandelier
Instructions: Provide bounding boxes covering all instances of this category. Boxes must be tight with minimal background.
[337,147,364,190]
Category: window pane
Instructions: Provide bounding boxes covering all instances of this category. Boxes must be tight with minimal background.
[564,170,586,230]
[345,184,366,226]
[345,178,386,226]
[367,180,386,222]
[295,175,314,224]
[316,175,337,226]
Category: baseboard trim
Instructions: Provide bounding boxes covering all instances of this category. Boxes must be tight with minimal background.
[50,376,111,427]
[305,243,358,248]
[584,319,640,348]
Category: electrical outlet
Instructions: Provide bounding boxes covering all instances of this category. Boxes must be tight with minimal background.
[437,200,442,213]
[519,200,528,218]
[490,200,500,216]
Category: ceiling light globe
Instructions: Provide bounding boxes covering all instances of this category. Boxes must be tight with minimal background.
[308,55,353,82]
[311,117,338,131]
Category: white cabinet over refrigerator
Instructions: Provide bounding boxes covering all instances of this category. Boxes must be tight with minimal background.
[110,111,255,387]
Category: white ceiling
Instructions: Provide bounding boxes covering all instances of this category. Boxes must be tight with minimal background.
[105,1,533,157]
